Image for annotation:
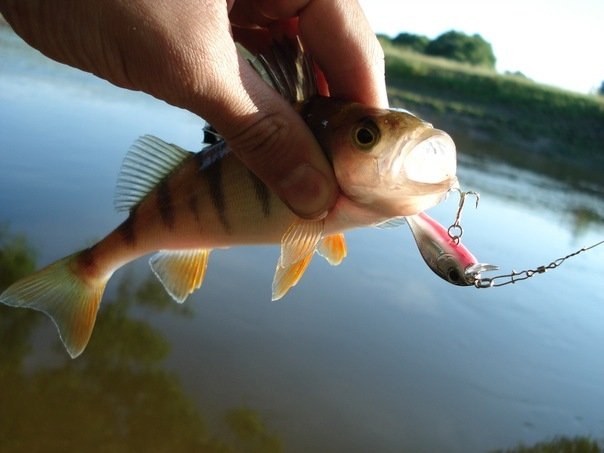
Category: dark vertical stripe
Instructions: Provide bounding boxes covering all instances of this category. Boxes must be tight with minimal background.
[118,207,138,245]
[188,193,202,226]
[248,170,271,217]
[205,159,230,233]
[78,247,98,275]
[194,149,206,168]
[157,180,175,229]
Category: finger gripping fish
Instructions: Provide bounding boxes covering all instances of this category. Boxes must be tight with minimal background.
[0,39,458,358]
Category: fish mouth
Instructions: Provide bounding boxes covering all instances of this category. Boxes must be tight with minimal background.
[378,127,457,192]
[345,124,458,216]
[371,127,457,214]
[402,128,457,184]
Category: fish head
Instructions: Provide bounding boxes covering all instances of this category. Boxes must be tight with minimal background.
[303,97,458,217]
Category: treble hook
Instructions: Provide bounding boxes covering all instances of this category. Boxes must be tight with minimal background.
[447,188,480,244]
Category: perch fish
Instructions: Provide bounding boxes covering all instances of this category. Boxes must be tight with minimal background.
[1,39,460,358]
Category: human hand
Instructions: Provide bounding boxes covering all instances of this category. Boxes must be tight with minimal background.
[0,0,387,219]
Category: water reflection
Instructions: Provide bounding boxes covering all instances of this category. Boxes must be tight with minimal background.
[568,207,604,238]
[0,227,282,452]
[492,435,602,453]
[457,153,604,229]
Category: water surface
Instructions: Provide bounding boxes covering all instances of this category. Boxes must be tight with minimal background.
[1,27,603,452]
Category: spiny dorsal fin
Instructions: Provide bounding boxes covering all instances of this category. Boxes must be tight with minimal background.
[201,39,315,147]
[149,249,211,303]
[238,37,317,103]
[115,135,193,212]
[203,124,222,145]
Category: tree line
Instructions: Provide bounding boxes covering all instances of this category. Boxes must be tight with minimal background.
[381,30,604,95]
[379,30,497,69]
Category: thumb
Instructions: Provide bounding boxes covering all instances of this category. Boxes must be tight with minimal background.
[199,51,338,220]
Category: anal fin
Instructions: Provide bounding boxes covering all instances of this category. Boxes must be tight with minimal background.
[149,249,211,303]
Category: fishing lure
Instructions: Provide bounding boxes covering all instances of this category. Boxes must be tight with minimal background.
[437,189,604,288]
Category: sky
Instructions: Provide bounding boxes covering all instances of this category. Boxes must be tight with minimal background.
[358,0,604,94]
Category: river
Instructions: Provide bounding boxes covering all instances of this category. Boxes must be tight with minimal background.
[1,26,603,452]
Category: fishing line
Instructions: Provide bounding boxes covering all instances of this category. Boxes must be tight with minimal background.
[473,239,604,288]
[447,189,604,288]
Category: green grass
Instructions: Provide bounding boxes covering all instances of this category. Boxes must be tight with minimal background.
[382,43,604,186]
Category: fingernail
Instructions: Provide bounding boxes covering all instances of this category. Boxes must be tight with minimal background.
[279,164,334,219]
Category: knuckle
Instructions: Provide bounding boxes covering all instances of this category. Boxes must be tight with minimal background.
[226,112,291,165]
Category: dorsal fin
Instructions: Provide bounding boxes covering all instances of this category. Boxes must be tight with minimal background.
[200,39,315,144]
[203,124,222,145]
[114,135,193,212]
[238,37,317,103]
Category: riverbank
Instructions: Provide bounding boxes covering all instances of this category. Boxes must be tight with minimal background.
[1,18,601,190]
[382,42,604,190]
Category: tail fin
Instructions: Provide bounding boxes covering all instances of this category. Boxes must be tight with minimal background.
[0,252,109,358]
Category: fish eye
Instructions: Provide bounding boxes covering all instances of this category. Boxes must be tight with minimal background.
[352,120,380,150]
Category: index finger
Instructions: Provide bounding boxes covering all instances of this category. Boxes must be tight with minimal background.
[298,1,388,107]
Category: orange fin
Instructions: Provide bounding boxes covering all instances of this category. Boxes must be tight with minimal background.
[317,233,347,266]
[279,218,324,268]
[272,253,313,301]
[271,218,324,300]
[0,252,110,359]
[149,249,211,303]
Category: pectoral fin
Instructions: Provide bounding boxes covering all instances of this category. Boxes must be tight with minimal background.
[278,218,324,268]
[272,253,313,301]
[149,249,211,303]
[317,233,347,266]
[375,216,407,229]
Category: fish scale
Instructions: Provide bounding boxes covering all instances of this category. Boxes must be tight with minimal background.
[112,145,292,258]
